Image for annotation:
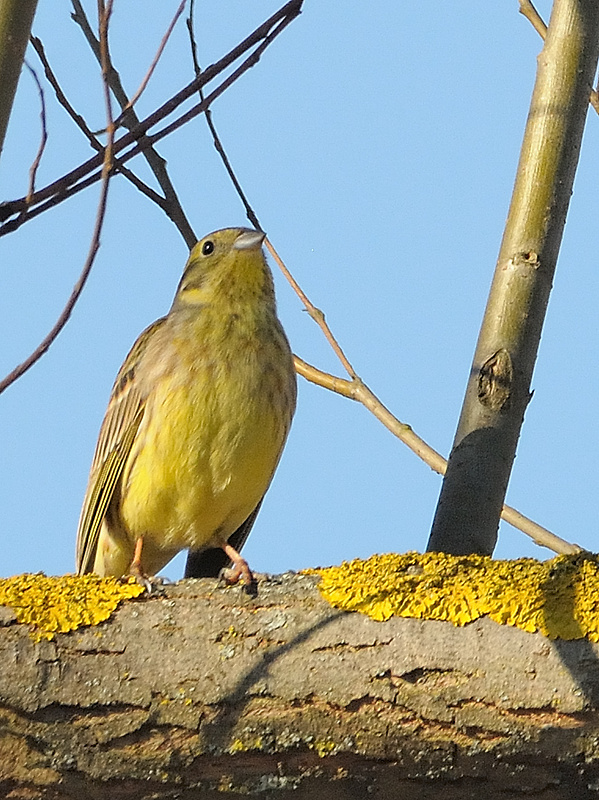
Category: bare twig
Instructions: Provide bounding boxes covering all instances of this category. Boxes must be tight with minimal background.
[188,4,357,379]
[0,3,116,395]
[0,0,302,238]
[187,0,261,232]
[97,1,114,134]
[71,0,195,246]
[293,357,580,555]
[266,238,358,379]
[518,0,547,37]
[118,0,186,120]
[0,169,104,233]
[132,7,301,155]
[31,34,97,147]
[21,61,47,206]
[29,35,166,210]
[519,0,599,115]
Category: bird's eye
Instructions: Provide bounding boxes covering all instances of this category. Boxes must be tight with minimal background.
[202,240,215,256]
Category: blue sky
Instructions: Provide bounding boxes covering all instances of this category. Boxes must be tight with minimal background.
[1,0,596,580]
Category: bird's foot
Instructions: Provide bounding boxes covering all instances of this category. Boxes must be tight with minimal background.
[221,544,257,595]
[126,567,164,594]
[127,536,164,593]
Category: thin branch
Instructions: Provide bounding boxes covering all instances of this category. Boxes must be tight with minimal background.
[21,61,47,206]
[97,0,114,134]
[131,8,301,155]
[0,41,276,229]
[0,0,302,238]
[76,0,195,247]
[29,35,166,209]
[518,0,547,37]
[294,356,580,556]
[0,3,116,395]
[266,238,358,379]
[1,155,168,236]
[187,0,261,232]
[30,34,97,147]
[0,169,104,234]
[519,0,599,115]
[72,0,230,249]
[117,0,186,120]
[97,0,114,124]
[110,163,167,207]
[188,2,357,379]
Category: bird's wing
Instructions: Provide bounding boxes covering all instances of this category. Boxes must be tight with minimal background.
[75,318,166,574]
[183,499,264,579]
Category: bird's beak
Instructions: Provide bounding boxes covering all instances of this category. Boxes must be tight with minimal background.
[233,230,266,250]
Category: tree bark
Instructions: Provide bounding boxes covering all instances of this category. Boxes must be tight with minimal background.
[2,574,599,798]
[428,0,599,556]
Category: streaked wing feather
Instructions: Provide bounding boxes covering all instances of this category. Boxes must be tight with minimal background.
[76,318,166,573]
[87,317,165,476]
[76,411,143,573]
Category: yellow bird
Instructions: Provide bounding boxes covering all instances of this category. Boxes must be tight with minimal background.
[76,228,296,585]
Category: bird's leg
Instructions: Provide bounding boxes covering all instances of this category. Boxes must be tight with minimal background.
[127,536,156,592]
[221,543,255,587]
[129,536,145,576]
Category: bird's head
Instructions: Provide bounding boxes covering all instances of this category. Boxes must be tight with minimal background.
[173,227,274,309]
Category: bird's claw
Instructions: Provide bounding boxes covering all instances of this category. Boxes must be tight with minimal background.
[219,564,257,596]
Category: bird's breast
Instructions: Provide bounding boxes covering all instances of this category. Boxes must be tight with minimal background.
[118,324,294,552]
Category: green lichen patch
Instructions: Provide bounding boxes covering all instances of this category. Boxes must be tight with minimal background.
[0,573,145,641]
[313,551,599,640]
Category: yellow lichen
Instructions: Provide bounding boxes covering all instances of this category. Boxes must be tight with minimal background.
[0,573,145,641]
[229,736,264,753]
[312,551,599,641]
[312,740,337,757]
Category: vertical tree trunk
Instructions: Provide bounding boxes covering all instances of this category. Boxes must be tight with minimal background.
[428,0,599,556]
[0,0,38,160]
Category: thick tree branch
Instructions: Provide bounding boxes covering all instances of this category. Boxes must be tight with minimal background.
[0,576,598,798]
